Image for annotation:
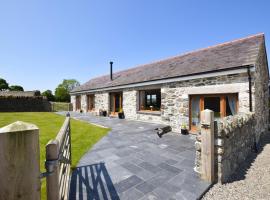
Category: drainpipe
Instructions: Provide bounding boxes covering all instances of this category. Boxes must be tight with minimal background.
[248,65,258,152]
[247,66,253,112]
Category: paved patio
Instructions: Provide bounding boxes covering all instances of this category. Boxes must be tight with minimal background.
[59,112,210,200]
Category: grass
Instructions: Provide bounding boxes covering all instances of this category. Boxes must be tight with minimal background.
[0,112,110,199]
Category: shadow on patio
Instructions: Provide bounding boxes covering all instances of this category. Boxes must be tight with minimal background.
[69,163,120,200]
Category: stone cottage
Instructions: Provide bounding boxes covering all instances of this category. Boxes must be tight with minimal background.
[70,33,269,142]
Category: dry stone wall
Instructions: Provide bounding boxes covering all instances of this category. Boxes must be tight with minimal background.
[195,113,256,183]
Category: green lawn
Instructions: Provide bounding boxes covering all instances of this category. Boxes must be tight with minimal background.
[0,112,110,199]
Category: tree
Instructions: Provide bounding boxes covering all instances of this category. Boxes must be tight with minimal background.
[42,90,55,101]
[0,78,9,91]
[55,87,70,102]
[58,79,80,92]
[54,79,80,102]
[9,85,24,91]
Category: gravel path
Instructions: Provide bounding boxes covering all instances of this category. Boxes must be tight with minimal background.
[203,133,270,200]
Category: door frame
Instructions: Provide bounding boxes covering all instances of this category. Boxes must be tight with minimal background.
[110,92,123,114]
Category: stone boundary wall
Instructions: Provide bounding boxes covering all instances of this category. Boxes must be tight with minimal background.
[0,96,51,112]
[195,112,256,183]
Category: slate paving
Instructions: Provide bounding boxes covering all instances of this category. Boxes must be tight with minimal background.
[58,112,210,200]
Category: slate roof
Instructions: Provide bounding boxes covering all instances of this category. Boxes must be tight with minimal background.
[72,33,265,93]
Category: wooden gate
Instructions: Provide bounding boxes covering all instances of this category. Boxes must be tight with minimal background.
[45,115,72,200]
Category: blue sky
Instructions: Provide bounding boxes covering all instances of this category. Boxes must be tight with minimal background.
[0,0,269,92]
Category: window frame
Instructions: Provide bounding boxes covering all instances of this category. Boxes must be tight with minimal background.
[139,89,161,111]
[189,93,238,132]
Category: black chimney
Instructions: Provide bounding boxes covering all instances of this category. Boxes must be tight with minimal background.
[110,61,113,80]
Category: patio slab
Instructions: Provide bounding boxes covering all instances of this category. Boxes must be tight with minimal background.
[58,112,210,200]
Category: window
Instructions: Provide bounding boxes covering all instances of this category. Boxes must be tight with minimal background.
[189,94,238,132]
[139,89,161,111]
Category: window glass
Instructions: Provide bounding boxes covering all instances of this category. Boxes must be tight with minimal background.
[191,96,200,130]
[226,96,237,116]
[140,89,161,111]
[204,97,221,120]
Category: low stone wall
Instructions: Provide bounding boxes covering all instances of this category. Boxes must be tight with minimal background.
[0,96,51,112]
[195,112,256,183]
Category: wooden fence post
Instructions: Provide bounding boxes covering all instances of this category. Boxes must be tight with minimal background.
[46,140,60,200]
[0,121,40,200]
[200,109,215,182]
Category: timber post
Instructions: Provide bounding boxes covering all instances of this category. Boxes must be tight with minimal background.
[200,109,215,182]
[0,121,40,200]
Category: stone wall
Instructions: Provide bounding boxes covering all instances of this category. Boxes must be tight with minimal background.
[161,73,252,132]
[123,90,137,120]
[195,112,256,183]
[71,73,253,131]
[71,95,76,111]
[254,42,269,143]
[0,96,51,112]
[95,92,109,112]
[81,94,87,112]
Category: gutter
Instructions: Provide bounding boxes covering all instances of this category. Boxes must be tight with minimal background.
[70,65,255,95]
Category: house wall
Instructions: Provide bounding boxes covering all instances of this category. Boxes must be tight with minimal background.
[161,73,252,132]
[71,72,255,133]
[71,95,76,111]
[81,94,87,112]
[254,42,269,143]
[95,92,109,111]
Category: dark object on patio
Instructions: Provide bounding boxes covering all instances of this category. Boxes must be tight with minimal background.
[118,112,125,119]
[99,110,107,117]
[80,110,83,113]
[155,126,172,138]
[181,128,189,135]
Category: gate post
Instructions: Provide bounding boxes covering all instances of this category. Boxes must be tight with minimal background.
[200,109,215,182]
[0,121,40,200]
[46,140,60,200]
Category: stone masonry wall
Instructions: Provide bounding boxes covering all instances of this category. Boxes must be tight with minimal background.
[254,42,269,143]
[162,73,252,132]
[71,95,76,111]
[71,72,253,132]
[95,92,109,112]
[81,94,87,112]
[123,90,137,120]
[195,113,256,183]
[120,73,251,129]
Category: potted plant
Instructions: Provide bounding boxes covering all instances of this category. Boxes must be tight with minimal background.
[102,110,107,117]
[181,123,189,135]
[118,108,125,119]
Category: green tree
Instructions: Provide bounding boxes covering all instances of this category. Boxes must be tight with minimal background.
[42,90,55,101]
[55,87,70,102]
[0,78,9,91]
[54,79,80,102]
[9,85,24,91]
[58,79,80,92]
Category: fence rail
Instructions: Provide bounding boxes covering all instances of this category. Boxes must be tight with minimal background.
[46,115,72,200]
[51,102,72,112]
